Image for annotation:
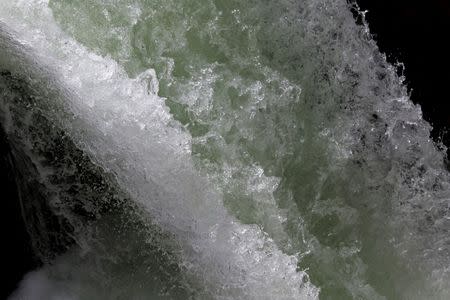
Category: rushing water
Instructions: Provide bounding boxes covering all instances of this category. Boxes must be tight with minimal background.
[0,0,449,299]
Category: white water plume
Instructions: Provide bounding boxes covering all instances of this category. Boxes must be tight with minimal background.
[0,0,318,299]
[1,0,450,299]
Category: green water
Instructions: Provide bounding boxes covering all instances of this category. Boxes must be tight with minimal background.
[1,0,450,298]
[47,0,450,298]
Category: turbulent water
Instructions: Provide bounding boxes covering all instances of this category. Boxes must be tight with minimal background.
[0,0,449,299]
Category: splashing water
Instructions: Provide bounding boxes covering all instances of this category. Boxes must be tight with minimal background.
[0,0,449,299]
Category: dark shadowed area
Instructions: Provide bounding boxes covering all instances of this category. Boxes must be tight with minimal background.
[0,128,38,299]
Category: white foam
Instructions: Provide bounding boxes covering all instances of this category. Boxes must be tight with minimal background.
[9,270,75,300]
[0,0,318,298]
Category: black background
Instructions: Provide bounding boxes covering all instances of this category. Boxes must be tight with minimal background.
[356,0,450,155]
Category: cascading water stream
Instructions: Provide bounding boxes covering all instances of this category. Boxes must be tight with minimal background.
[0,0,449,299]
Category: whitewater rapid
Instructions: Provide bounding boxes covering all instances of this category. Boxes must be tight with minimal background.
[0,0,318,299]
[1,0,449,299]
